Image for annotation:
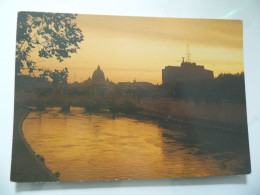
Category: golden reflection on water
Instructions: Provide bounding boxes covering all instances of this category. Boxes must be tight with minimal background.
[23,107,233,181]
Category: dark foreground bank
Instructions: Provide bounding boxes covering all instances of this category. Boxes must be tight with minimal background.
[10,107,58,182]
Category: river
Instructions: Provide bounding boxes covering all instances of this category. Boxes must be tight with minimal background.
[22,107,250,181]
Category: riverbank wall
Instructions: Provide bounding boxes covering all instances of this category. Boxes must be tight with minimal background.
[11,107,58,182]
[126,98,248,127]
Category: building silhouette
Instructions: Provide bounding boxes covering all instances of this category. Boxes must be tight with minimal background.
[162,57,214,85]
[117,80,156,97]
[81,65,115,96]
[92,65,105,84]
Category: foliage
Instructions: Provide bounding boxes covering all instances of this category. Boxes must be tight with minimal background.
[15,75,51,92]
[40,68,69,91]
[170,72,246,103]
[36,154,45,163]
[54,171,60,178]
[16,11,84,74]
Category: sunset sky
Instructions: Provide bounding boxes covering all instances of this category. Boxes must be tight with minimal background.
[31,14,244,84]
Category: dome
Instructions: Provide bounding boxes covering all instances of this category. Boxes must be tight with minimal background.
[92,65,105,84]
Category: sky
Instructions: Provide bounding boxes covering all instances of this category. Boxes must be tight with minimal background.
[31,14,244,84]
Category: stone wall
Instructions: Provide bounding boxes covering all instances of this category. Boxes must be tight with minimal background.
[128,98,248,126]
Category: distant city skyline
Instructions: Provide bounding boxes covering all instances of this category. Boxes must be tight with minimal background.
[29,14,244,84]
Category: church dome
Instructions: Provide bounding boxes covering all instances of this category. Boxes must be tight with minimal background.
[92,65,105,84]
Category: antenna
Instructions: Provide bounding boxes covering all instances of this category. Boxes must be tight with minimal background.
[186,44,191,62]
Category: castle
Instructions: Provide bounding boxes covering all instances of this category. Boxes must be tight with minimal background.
[162,57,214,85]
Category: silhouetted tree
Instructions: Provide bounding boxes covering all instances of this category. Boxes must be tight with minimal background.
[40,68,69,94]
[15,12,84,74]
[164,72,246,103]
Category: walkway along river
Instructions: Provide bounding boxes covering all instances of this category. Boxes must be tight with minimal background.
[22,107,250,181]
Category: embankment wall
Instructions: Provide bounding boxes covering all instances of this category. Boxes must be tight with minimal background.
[127,98,247,126]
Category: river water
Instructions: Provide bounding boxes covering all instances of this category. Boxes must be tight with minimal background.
[22,107,250,181]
